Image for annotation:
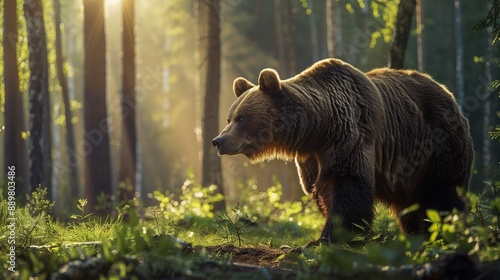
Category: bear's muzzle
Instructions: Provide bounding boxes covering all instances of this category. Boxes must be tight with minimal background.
[212,137,223,153]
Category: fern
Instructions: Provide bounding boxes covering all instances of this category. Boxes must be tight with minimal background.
[490,128,500,140]
[472,0,500,44]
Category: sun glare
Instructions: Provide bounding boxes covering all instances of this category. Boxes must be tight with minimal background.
[106,0,121,6]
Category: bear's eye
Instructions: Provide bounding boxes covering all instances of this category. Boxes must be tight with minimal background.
[235,115,244,122]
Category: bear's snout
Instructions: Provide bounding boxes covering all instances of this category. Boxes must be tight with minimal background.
[212,137,223,150]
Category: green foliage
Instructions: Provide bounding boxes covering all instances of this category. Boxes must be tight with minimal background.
[290,184,500,278]
[237,178,320,227]
[4,208,202,279]
[472,0,500,44]
[26,186,54,217]
[70,198,92,222]
[21,187,55,247]
[368,0,399,48]
[3,173,500,278]
[491,127,500,140]
[152,170,224,220]
[214,206,249,247]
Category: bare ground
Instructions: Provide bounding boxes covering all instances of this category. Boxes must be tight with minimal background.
[199,244,290,268]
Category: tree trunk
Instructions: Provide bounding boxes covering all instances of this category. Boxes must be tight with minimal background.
[52,95,61,202]
[333,1,343,59]
[53,0,79,198]
[416,0,424,71]
[454,0,465,109]
[118,0,137,202]
[24,0,51,197]
[307,0,319,62]
[388,0,416,69]
[483,26,494,173]
[83,0,112,213]
[273,0,286,75]
[42,52,52,198]
[201,0,225,212]
[326,0,334,57]
[4,0,29,201]
[285,0,296,77]
[195,0,207,148]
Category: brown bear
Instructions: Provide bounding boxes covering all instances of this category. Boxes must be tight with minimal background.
[212,58,473,245]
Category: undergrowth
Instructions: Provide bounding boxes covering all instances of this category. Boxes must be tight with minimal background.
[0,164,499,279]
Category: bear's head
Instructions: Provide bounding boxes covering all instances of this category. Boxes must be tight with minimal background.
[212,68,295,162]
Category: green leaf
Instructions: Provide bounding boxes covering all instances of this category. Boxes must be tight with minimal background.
[426,209,441,223]
[102,238,114,262]
[429,230,439,242]
[442,224,456,243]
[399,203,420,217]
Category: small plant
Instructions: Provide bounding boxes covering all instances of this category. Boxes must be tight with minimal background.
[215,206,250,246]
[27,186,54,217]
[146,206,179,236]
[22,186,55,247]
[95,192,114,214]
[115,180,141,220]
[70,198,93,222]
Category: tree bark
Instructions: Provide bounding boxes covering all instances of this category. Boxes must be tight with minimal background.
[83,0,112,213]
[4,0,29,201]
[416,0,424,71]
[388,0,416,69]
[53,0,79,198]
[24,0,51,197]
[118,0,137,202]
[326,0,334,57]
[307,0,319,62]
[285,0,296,77]
[195,0,207,147]
[273,0,286,75]
[201,0,225,212]
[454,0,465,109]
[483,26,494,173]
[333,2,343,59]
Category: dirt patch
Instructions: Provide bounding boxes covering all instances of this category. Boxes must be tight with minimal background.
[198,244,290,269]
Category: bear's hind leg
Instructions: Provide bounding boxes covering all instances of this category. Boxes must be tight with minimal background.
[423,184,465,212]
[397,208,427,234]
[421,184,465,226]
[398,183,465,234]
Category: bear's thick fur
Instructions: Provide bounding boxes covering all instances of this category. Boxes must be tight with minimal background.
[213,58,474,243]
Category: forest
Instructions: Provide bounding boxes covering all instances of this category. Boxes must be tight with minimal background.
[1,0,500,279]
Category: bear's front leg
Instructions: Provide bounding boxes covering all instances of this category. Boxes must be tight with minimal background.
[295,155,319,195]
[315,176,375,242]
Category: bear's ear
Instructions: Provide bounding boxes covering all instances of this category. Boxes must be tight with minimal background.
[233,77,255,97]
[258,68,282,94]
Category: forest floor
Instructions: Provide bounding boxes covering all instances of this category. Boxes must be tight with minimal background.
[194,244,299,279]
[200,244,287,268]
[196,243,500,280]
[2,181,500,279]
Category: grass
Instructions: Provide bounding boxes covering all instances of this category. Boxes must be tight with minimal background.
[1,169,500,279]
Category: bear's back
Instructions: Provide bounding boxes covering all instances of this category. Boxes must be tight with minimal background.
[366,68,463,135]
[366,68,472,192]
